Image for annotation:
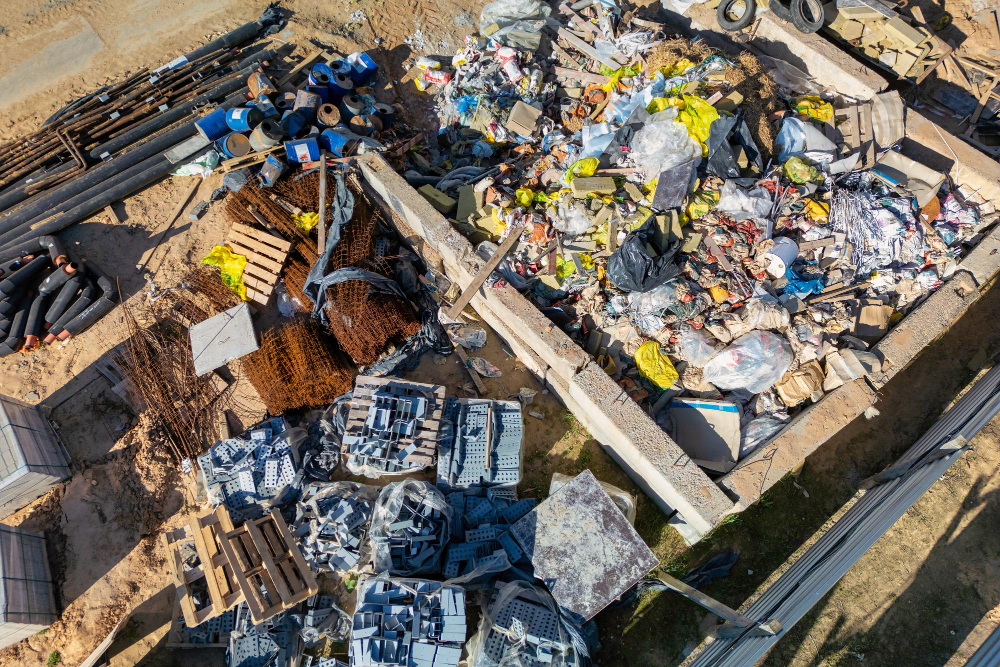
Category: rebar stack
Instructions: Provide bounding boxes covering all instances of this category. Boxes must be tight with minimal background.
[243,318,354,414]
[115,301,240,462]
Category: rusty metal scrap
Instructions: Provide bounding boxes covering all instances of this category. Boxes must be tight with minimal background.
[243,318,354,414]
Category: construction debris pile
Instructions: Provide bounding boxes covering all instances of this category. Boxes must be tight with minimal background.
[396,0,990,473]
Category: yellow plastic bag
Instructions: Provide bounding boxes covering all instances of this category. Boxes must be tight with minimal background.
[646,95,718,155]
[555,254,576,280]
[660,58,695,78]
[686,187,720,219]
[784,156,822,184]
[293,211,319,232]
[565,157,599,183]
[515,188,535,207]
[794,95,834,122]
[709,285,730,303]
[600,62,642,92]
[201,245,247,300]
[635,341,679,389]
[803,198,830,222]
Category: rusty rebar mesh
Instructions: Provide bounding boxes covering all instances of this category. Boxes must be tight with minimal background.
[322,179,421,366]
[242,318,355,413]
[114,300,244,463]
[223,183,318,265]
[282,257,312,312]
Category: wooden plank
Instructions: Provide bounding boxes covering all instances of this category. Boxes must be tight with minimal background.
[318,150,328,254]
[276,49,325,88]
[230,222,292,251]
[452,343,487,396]
[189,516,225,612]
[105,205,121,224]
[219,147,282,174]
[245,519,293,602]
[445,223,523,319]
[228,228,288,262]
[970,73,1000,125]
[268,510,318,598]
[558,2,602,38]
[557,28,624,70]
[227,240,284,273]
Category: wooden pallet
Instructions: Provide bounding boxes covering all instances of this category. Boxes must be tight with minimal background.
[214,506,318,624]
[225,222,291,306]
[219,146,283,174]
[277,48,344,92]
[190,511,244,612]
[345,376,446,469]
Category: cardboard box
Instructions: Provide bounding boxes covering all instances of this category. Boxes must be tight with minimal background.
[668,398,741,473]
[871,150,945,207]
[775,361,825,407]
[504,101,542,138]
[854,301,894,345]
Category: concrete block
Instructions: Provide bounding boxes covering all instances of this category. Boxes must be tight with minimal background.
[417,185,456,216]
[571,177,616,195]
[883,16,926,49]
[189,302,258,376]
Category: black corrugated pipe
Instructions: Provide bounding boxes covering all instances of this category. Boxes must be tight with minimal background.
[0,144,211,260]
[86,49,275,161]
[0,295,30,356]
[44,273,84,327]
[56,267,117,340]
[44,278,96,344]
[22,292,49,350]
[0,255,50,298]
[183,21,262,62]
[0,123,197,228]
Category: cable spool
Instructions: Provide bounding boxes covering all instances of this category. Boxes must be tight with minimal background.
[329,73,354,103]
[373,103,394,129]
[339,94,365,120]
[317,103,342,128]
[249,119,283,151]
[308,62,334,87]
[275,92,297,111]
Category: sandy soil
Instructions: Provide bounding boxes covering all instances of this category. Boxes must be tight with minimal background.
[1,0,999,665]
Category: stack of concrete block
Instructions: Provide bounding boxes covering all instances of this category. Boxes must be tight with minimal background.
[441,489,534,578]
[343,391,430,474]
[198,418,298,520]
[294,482,375,573]
[370,482,451,574]
[0,394,71,520]
[436,399,522,490]
[0,525,58,649]
[478,582,579,666]
[350,578,465,667]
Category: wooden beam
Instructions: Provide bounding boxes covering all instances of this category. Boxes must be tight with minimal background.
[452,343,487,396]
[445,223,523,320]
[557,28,625,70]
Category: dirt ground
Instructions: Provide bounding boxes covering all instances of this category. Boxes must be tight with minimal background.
[1,0,1000,666]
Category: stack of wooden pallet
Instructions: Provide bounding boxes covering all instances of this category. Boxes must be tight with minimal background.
[165,506,318,627]
[225,221,291,306]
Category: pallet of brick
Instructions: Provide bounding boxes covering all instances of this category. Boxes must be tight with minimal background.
[343,376,445,476]
[214,506,319,623]
[0,525,58,649]
[0,394,72,520]
[165,597,238,648]
[225,222,291,306]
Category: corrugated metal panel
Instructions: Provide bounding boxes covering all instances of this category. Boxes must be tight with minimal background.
[691,363,1000,667]
[966,625,1000,667]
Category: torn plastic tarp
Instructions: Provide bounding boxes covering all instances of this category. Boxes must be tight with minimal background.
[607,218,682,293]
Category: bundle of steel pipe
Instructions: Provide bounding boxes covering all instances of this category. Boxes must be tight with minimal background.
[0,17,278,220]
[689,361,1000,666]
[0,234,117,355]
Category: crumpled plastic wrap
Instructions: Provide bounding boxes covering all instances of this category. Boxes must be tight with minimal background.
[629,108,702,180]
[369,479,453,575]
[703,330,794,394]
[677,328,721,366]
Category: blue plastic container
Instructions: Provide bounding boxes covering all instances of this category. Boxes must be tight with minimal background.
[293,89,321,123]
[284,137,320,164]
[320,129,358,157]
[348,52,378,85]
[217,132,251,158]
[195,107,230,141]
[330,59,352,75]
[225,107,262,132]
[250,94,279,118]
[328,74,354,104]
[280,110,306,138]
[308,62,335,86]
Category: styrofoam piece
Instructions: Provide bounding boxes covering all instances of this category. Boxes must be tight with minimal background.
[189,302,259,377]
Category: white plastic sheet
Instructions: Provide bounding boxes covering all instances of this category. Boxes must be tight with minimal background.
[703,331,793,394]
[629,109,702,181]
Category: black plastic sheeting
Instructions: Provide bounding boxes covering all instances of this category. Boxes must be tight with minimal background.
[302,173,451,376]
[606,218,682,293]
[705,112,764,180]
[606,551,739,610]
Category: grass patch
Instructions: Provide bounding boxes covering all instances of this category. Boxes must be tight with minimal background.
[47,651,60,667]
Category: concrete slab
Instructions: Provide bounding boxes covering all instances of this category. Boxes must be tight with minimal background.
[510,469,659,623]
[189,302,258,376]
